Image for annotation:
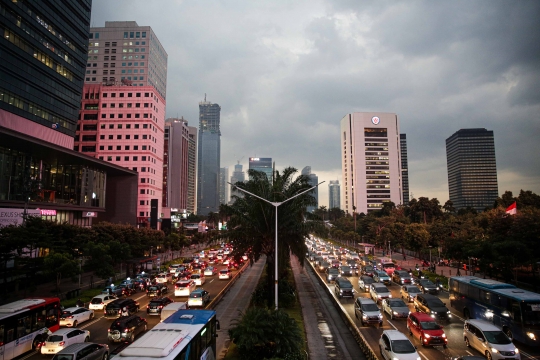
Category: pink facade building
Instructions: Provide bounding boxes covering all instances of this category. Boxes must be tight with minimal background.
[76,84,165,227]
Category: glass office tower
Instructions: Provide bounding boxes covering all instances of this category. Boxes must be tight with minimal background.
[249,157,272,182]
[446,128,498,212]
[301,166,318,213]
[329,180,341,209]
[400,134,409,205]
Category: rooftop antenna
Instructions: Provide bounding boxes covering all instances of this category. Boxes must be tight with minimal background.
[204,93,206,102]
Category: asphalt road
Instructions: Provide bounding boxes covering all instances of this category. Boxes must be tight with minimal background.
[308,259,540,360]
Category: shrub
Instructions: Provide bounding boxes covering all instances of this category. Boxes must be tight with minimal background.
[229,307,303,360]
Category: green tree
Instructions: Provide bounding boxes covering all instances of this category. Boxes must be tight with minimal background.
[43,253,81,292]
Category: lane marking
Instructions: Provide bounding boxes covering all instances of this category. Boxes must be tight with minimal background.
[418,350,429,360]
[386,320,397,330]
[19,351,37,360]
[80,317,102,329]
[466,350,474,355]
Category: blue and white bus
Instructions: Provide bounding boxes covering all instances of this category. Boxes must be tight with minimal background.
[118,309,220,360]
[449,276,540,346]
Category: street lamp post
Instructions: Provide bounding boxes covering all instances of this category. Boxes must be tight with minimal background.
[230,181,324,310]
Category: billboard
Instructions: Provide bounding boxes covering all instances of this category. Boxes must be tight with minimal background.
[0,208,41,227]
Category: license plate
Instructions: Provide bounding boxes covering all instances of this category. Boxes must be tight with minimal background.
[150,309,157,312]
[49,349,55,352]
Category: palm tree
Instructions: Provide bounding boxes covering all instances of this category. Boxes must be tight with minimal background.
[222,167,320,307]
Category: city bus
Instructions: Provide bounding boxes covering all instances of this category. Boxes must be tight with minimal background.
[0,297,62,359]
[118,309,220,360]
[449,276,540,346]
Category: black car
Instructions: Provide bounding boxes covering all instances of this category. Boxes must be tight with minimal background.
[413,294,451,321]
[417,279,439,294]
[146,297,173,315]
[146,284,168,297]
[104,299,140,319]
[346,260,359,274]
[108,315,147,343]
[338,265,353,277]
[362,265,375,277]
[392,270,413,285]
[117,284,136,297]
[334,278,354,299]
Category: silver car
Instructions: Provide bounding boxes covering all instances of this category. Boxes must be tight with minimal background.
[52,343,109,360]
[370,283,392,304]
[381,298,410,320]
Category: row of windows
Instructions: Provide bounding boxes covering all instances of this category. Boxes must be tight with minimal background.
[121,55,145,60]
[122,48,146,53]
[101,113,151,119]
[122,62,145,66]
[123,31,147,39]
[121,69,145,74]
[101,102,152,108]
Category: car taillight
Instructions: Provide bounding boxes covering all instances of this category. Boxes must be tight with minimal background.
[59,341,65,346]
[146,305,149,308]
[101,302,104,305]
[67,316,74,319]
[107,329,110,332]
[124,328,129,332]
[159,305,163,308]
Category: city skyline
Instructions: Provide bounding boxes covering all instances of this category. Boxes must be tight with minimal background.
[89,1,540,209]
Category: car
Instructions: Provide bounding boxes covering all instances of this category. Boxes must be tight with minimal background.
[354,297,382,327]
[169,264,182,274]
[348,252,359,261]
[392,270,414,285]
[407,312,447,348]
[360,256,370,266]
[204,266,218,276]
[331,259,341,268]
[174,280,196,297]
[190,273,206,286]
[464,319,521,360]
[318,261,330,272]
[108,315,147,343]
[373,270,392,285]
[176,271,192,281]
[362,265,375,277]
[146,284,168,297]
[417,279,440,294]
[400,285,422,303]
[41,328,91,354]
[89,294,118,311]
[326,268,340,282]
[339,265,353,277]
[146,297,174,315]
[155,273,172,284]
[101,286,124,297]
[117,284,135,297]
[103,298,140,319]
[413,294,451,322]
[334,278,354,299]
[381,298,410,320]
[218,269,231,280]
[187,289,211,307]
[346,260,359,274]
[60,307,95,327]
[379,330,420,360]
[51,343,109,360]
[370,283,392,303]
[358,276,375,292]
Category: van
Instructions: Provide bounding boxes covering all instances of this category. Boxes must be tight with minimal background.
[160,302,188,321]
[463,319,520,360]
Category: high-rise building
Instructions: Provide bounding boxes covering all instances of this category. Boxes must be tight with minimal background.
[400,134,410,205]
[249,157,272,182]
[76,84,165,226]
[84,21,168,99]
[301,166,318,213]
[340,112,402,214]
[329,180,341,209]
[186,125,198,214]
[163,118,190,210]
[219,167,229,205]
[197,99,221,215]
[230,162,245,204]
[446,128,498,212]
[0,0,137,226]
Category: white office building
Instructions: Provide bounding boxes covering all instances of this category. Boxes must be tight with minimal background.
[340,112,402,214]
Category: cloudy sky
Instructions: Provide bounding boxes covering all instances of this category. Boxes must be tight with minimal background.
[90,0,540,208]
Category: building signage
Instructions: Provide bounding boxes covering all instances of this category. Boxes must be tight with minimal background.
[371,116,380,125]
[83,211,98,217]
[40,209,57,216]
[250,158,260,161]
[0,208,41,227]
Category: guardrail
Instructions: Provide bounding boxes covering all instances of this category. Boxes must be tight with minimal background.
[307,260,380,360]
[206,262,250,310]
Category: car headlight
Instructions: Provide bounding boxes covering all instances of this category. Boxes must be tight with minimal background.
[491,348,498,353]
[515,348,520,353]
[389,294,392,298]
[378,314,383,319]
[430,314,435,318]
[362,314,367,319]
[423,333,430,338]
[393,311,398,315]
[527,332,536,340]
[441,333,446,338]
[340,290,343,293]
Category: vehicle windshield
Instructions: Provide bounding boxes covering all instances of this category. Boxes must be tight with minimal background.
[329,269,339,274]
[374,286,388,293]
[382,263,395,269]
[339,282,353,289]
[362,304,380,312]
[422,280,435,287]
[148,286,158,291]
[191,275,200,279]
[61,311,72,317]
[47,335,64,342]
[522,303,540,326]
[420,321,441,330]
[149,301,162,306]
[177,283,190,287]
[190,293,201,298]
[426,299,445,307]
[388,300,407,307]
[341,266,351,271]
[407,287,421,293]
[484,331,512,345]
[365,266,374,272]
[91,298,103,304]
[53,355,74,360]
[363,277,374,284]
[391,339,416,353]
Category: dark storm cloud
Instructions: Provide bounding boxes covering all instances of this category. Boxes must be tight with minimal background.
[90,0,540,204]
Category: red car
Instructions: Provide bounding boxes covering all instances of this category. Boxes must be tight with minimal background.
[407,312,447,348]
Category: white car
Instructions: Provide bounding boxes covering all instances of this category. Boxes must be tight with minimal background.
[218,269,231,280]
[174,280,196,297]
[41,328,90,354]
[191,273,206,286]
[379,330,420,360]
[155,273,172,284]
[89,294,118,310]
[204,266,217,276]
[60,307,94,327]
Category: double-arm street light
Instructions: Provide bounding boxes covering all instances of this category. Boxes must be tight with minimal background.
[229,181,324,310]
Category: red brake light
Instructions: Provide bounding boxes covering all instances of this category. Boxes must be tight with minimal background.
[146,305,149,308]
[67,316,74,319]
[101,302,104,305]
[124,328,129,332]
[59,341,65,346]
[159,305,163,308]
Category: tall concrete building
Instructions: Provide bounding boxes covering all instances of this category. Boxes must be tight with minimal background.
[163,118,190,210]
[219,167,229,205]
[249,157,273,182]
[400,134,410,205]
[186,125,198,214]
[84,21,168,99]
[76,84,165,226]
[301,166,318,213]
[230,162,245,204]
[329,180,341,209]
[197,99,221,215]
[446,128,498,212]
[340,112,402,214]
[0,0,137,226]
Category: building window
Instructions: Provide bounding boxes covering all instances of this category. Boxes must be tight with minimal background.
[116,156,121,161]
[139,200,144,205]
[133,156,138,161]
[142,167,146,172]
[99,145,104,150]
[100,135,105,140]
[118,114,123,118]
[110,114,115,118]
[99,156,104,160]
[126,124,131,129]
[116,145,121,150]
[107,156,112,161]
[134,125,139,129]
[142,145,147,150]
[117,135,122,140]
[109,124,114,129]
[125,156,129,161]
[100,124,105,129]
[134,145,138,150]
[108,146,113,150]
[101,114,106,118]
[135,114,140,118]
[108,135,113,139]
[125,145,130,150]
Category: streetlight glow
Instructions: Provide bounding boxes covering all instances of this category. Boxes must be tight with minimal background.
[229,180,324,310]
